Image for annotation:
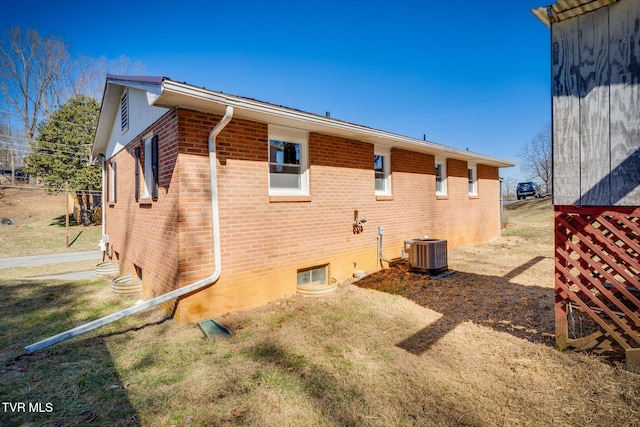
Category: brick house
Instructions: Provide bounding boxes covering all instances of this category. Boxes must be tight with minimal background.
[91,75,514,324]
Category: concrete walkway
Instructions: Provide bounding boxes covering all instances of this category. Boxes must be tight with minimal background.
[0,250,103,280]
[0,250,102,269]
[34,270,100,280]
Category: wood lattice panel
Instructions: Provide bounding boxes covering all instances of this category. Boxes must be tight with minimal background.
[555,206,640,354]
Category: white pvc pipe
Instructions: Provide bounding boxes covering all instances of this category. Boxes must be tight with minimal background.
[24,106,234,354]
[377,227,393,268]
[99,157,107,254]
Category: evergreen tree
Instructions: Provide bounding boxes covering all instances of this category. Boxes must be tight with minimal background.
[25,94,101,225]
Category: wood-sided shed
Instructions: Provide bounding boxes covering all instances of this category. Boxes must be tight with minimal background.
[533,0,640,369]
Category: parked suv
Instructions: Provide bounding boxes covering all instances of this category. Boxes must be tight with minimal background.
[516,182,540,200]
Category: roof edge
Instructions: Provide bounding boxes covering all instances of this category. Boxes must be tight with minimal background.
[157,79,515,168]
[106,74,165,85]
[533,0,620,27]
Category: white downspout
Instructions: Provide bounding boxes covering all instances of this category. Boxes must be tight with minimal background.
[206,106,233,281]
[98,156,107,254]
[24,106,234,354]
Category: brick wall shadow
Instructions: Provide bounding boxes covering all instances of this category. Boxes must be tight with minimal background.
[356,258,555,355]
[0,279,140,426]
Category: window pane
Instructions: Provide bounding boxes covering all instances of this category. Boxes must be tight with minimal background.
[311,267,327,286]
[468,168,477,194]
[375,154,387,192]
[270,164,301,189]
[297,270,310,286]
[270,140,302,190]
[298,266,328,287]
[374,155,384,173]
[270,140,300,164]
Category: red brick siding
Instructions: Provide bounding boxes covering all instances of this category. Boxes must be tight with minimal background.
[105,108,502,323]
[105,109,181,312]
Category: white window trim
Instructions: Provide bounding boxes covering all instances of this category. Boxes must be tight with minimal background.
[468,163,478,196]
[435,156,447,196]
[268,124,309,196]
[143,133,154,199]
[374,146,392,196]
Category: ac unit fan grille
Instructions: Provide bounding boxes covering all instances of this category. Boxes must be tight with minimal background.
[409,239,448,274]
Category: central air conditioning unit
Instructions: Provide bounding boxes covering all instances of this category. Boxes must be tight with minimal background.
[409,239,448,275]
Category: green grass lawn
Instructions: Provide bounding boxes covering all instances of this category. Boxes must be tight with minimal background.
[0,219,102,258]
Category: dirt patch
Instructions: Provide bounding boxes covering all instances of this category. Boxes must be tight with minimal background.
[356,260,555,353]
[0,186,66,225]
[0,186,101,257]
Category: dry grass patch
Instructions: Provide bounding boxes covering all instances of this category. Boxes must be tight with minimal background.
[2,260,100,280]
[0,187,101,257]
[2,198,640,426]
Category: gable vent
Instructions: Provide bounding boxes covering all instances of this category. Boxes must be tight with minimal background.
[120,89,129,132]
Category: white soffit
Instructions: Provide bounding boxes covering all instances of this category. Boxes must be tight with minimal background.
[154,79,515,168]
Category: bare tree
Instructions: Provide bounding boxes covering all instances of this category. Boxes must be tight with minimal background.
[110,54,146,76]
[0,26,145,190]
[502,176,517,200]
[0,28,71,142]
[0,122,9,167]
[519,123,552,194]
[73,54,146,101]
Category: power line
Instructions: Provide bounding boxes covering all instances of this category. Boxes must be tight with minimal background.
[0,184,101,194]
[0,108,99,130]
[10,146,94,157]
[3,138,95,155]
[9,146,93,157]
[8,150,94,162]
[1,133,93,146]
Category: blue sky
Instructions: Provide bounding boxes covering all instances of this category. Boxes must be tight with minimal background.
[3,0,551,181]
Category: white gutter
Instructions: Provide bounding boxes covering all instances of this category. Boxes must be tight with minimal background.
[24,106,234,354]
[157,80,515,169]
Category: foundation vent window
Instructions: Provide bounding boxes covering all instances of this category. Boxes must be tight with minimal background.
[296,265,336,296]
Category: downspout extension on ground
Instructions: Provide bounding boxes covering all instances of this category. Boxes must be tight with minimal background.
[24,106,234,355]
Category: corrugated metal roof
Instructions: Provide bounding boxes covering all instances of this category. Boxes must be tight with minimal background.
[531,0,620,27]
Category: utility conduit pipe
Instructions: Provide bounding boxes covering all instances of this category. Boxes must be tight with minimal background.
[377,225,393,268]
[24,106,234,354]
